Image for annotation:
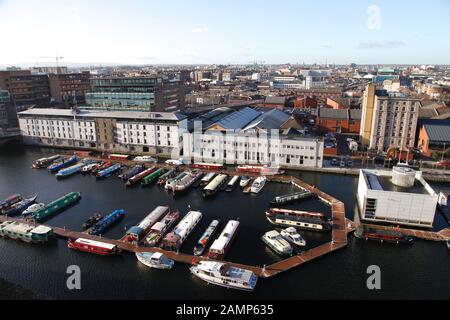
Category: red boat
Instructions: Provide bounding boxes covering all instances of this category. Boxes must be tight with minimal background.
[68,238,122,256]
[109,154,130,161]
[92,161,112,174]
[126,167,156,187]
[192,163,224,170]
[236,165,284,176]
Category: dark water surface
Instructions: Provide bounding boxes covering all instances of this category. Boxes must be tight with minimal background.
[0,146,449,300]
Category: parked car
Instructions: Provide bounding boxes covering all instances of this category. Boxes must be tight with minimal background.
[340,161,346,168]
[346,160,353,167]
[331,159,338,166]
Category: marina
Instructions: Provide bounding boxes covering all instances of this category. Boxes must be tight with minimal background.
[0,149,449,298]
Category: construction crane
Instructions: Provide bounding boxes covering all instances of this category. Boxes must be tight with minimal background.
[55,56,64,73]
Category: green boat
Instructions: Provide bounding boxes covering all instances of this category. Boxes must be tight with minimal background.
[31,192,81,222]
[141,168,166,187]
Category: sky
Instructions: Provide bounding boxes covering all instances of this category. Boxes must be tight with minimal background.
[0,0,449,66]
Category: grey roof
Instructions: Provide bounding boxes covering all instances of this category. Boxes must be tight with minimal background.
[18,108,187,121]
[243,109,290,131]
[318,108,348,120]
[265,96,286,105]
[207,107,261,130]
[423,125,450,143]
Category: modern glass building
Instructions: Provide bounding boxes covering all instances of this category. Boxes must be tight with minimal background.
[82,76,184,112]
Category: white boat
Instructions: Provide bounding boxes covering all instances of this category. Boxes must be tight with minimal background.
[280,227,306,247]
[82,163,100,174]
[22,203,45,216]
[262,230,293,256]
[239,176,251,188]
[136,252,174,270]
[165,158,186,166]
[134,156,157,163]
[190,261,258,291]
[250,176,267,194]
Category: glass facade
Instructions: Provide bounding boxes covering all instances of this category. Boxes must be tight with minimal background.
[84,92,155,111]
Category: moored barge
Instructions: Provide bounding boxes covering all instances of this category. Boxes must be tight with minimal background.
[31,192,81,222]
[157,168,177,186]
[0,194,22,212]
[166,170,203,195]
[48,155,77,173]
[90,209,125,236]
[96,163,122,179]
[0,221,53,244]
[270,190,314,206]
[144,210,180,247]
[237,165,285,176]
[2,194,37,216]
[68,238,122,256]
[125,167,156,187]
[118,164,145,182]
[225,175,240,192]
[141,168,166,187]
[193,219,220,256]
[32,155,62,169]
[203,174,228,197]
[207,220,240,260]
[162,210,202,250]
[123,206,169,242]
[354,226,414,245]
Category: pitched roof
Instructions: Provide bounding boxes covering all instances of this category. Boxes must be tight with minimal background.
[207,107,261,131]
[243,109,290,132]
[423,125,450,143]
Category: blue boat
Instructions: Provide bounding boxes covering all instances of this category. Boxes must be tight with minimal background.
[3,194,38,216]
[90,209,125,235]
[96,163,122,180]
[119,164,145,182]
[56,162,85,179]
[48,155,77,173]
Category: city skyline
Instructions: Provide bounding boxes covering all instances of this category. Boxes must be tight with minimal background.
[0,0,449,67]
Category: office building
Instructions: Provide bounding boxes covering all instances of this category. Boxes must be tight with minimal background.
[0,70,50,106]
[49,72,91,104]
[84,76,185,112]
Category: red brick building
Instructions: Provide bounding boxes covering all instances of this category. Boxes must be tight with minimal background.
[418,124,450,157]
[293,95,318,109]
[317,107,361,134]
[326,97,351,110]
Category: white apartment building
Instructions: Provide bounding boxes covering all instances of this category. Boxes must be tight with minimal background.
[18,109,186,156]
[183,131,323,168]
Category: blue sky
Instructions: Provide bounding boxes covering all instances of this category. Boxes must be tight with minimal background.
[0,0,449,65]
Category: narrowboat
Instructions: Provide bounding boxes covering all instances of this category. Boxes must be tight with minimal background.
[203,174,228,197]
[134,156,157,163]
[193,219,220,256]
[225,176,240,192]
[354,227,414,245]
[192,163,224,170]
[48,155,77,173]
[118,164,145,182]
[31,192,81,222]
[200,172,216,186]
[90,209,125,236]
[56,162,85,179]
[123,206,169,242]
[162,211,202,250]
[236,165,284,176]
[141,168,166,187]
[68,238,122,256]
[207,220,240,260]
[0,194,22,211]
[157,168,177,186]
[3,194,37,216]
[96,163,122,179]
[125,167,156,187]
[32,155,62,169]
[144,210,180,247]
[270,190,314,206]
[82,213,104,230]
